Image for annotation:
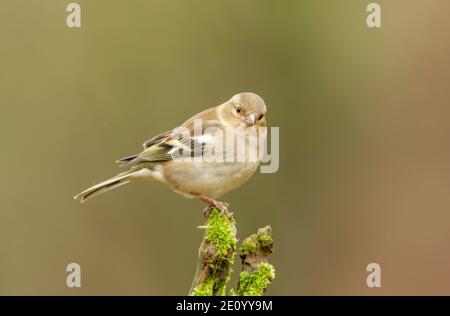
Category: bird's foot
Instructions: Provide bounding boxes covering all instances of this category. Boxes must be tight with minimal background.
[197,194,233,218]
[202,201,233,218]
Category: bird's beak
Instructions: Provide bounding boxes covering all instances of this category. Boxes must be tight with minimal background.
[244,113,256,126]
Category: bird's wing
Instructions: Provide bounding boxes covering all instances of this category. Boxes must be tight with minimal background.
[118,130,209,166]
[117,107,223,165]
[142,130,172,148]
[115,130,173,165]
[137,131,209,163]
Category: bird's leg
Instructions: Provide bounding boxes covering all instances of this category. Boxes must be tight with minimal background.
[197,194,232,218]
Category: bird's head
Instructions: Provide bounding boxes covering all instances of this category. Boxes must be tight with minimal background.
[220,92,267,128]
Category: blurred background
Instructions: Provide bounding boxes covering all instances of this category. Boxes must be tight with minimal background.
[1,0,449,295]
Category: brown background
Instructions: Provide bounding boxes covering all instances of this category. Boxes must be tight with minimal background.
[1,0,449,295]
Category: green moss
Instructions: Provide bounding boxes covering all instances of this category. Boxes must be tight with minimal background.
[205,208,237,258]
[192,212,275,296]
[240,226,273,256]
[216,280,227,296]
[193,208,237,296]
[192,274,229,296]
[256,227,273,248]
[192,278,214,296]
[239,237,257,255]
[238,263,275,296]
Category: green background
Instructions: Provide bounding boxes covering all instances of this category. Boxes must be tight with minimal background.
[1,0,450,295]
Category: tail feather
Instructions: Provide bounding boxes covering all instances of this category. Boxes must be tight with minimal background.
[74,171,134,203]
[115,154,139,166]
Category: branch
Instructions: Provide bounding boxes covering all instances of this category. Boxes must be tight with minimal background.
[190,208,237,296]
[189,209,275,296]
[237,226,275,296]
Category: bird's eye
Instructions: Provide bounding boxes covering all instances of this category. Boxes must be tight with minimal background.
[235,107,241,114]
[258,114,264,120]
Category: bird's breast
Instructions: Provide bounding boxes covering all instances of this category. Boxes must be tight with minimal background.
[162,160,260,198]
[160,126,265,198]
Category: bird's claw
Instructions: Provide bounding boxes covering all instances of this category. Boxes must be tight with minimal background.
[202,202,233,218]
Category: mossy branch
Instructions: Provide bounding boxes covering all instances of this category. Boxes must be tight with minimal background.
[190,208,275,296]
[237,226,275,296]
[190,209,237,296]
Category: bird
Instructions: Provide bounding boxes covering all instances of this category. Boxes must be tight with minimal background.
[74,92,267,216]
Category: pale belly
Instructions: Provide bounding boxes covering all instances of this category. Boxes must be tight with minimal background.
[161,160,260,198]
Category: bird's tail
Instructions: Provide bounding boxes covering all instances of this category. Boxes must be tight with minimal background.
[74,170,137,203]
